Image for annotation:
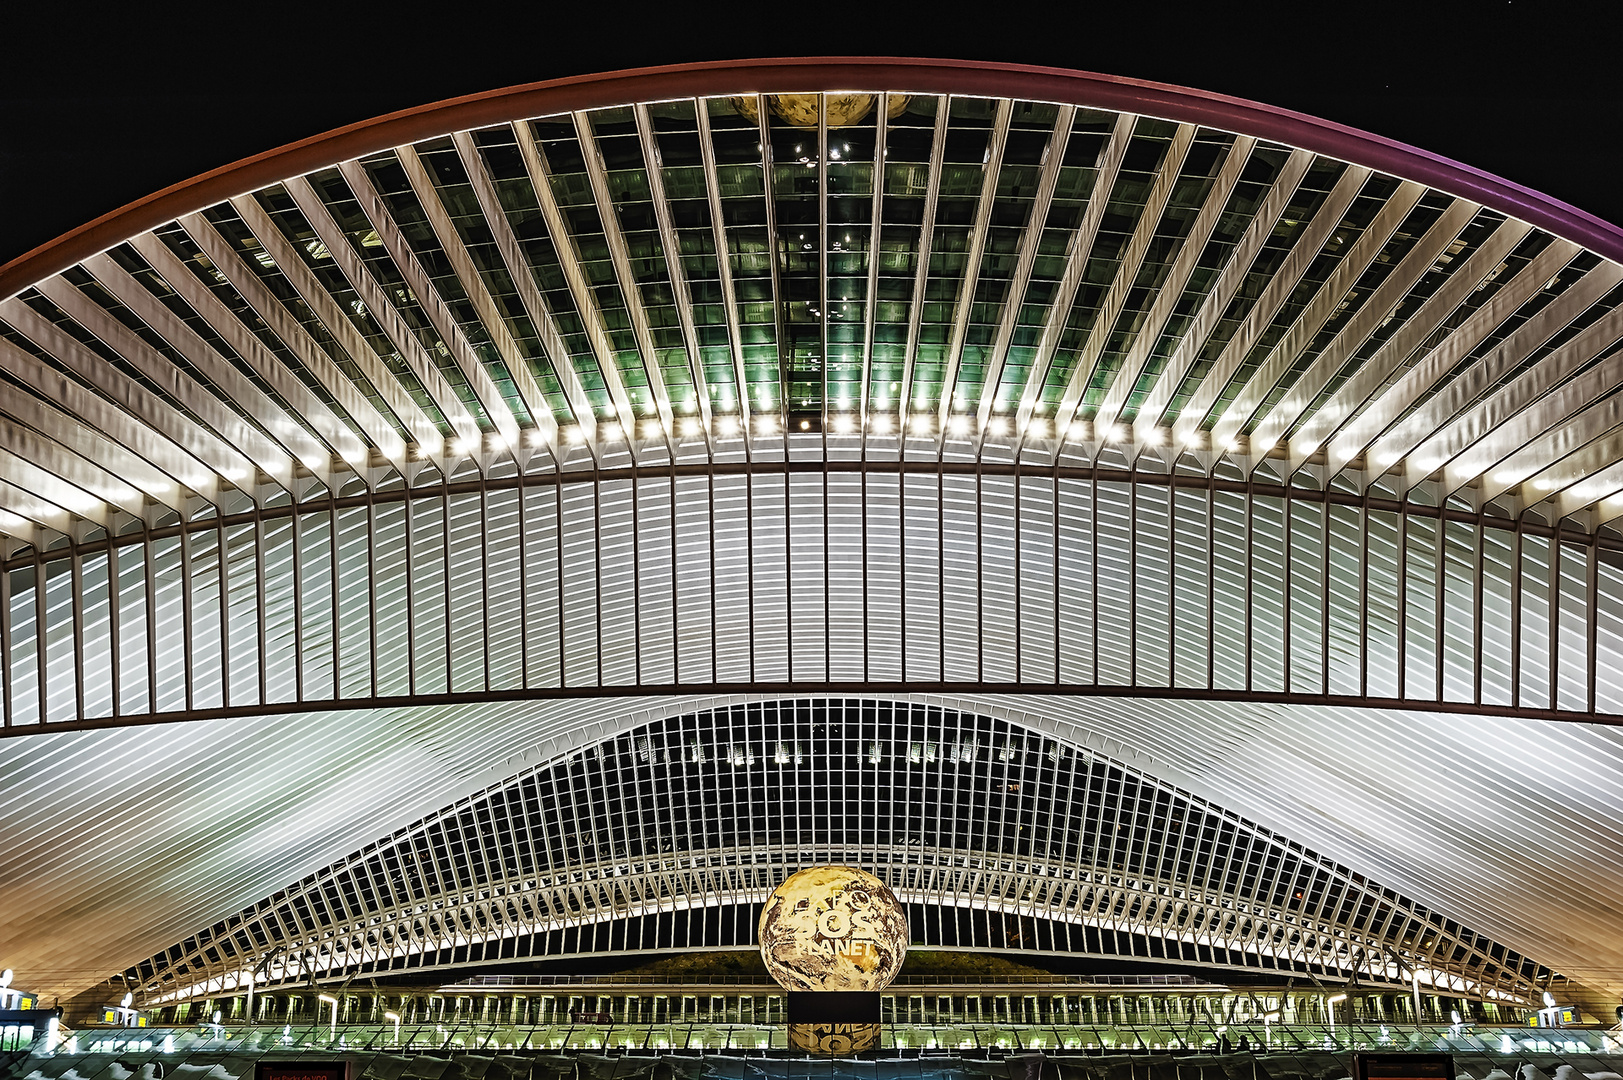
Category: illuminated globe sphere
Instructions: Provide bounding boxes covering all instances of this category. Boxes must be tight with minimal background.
[758,865,908,992]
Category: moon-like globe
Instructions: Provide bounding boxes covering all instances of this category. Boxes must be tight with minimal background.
[758,865,908,992]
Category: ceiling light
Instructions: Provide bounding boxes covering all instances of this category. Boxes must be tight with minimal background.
[602,422,624,442]
[832,414,855,434]
[718,416,740,437]
[680,417,701,438]
[869,414,893,435]
[948,414,969,436]
[565,425,586,445]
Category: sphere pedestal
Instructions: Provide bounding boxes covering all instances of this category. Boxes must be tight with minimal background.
[785,990,882,1053]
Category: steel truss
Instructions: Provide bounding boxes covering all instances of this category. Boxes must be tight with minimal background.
[133,702,1546,1007]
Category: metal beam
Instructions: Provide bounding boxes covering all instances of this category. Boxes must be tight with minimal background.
[1167,163,1370,451]
[1251,197,1479,462]
[755,94,790,437]
[857,94,895,438]
[1372,259,1623,483]
[275,180,482,458]
[1289,218,1534,470]
[1428,301,1623,496]
[335,157,525,456]
[1536,424,1623,520]
[0,412,153,519]
[174,214,412,476]
[1046,123,1198,450]
[511,119,641,446]
[1209,180,1428,454]
[934,98,1014,435]
[0,331,214,506]
[0,437,135,521]
[27,275,298,492]
[127,231,376,474]
[80,251,336,484]
[1467,350,1623,502]
[1089,134,1256,441]
[1128,149,1314,449]
[0,475,79,533]
[1009,111,1137,441]
[1322,236,1581,472]
[394,143,561,461]
[693,97,755,450]
[573,111,681,457]
[222,195,452,473]
[634,102,714,449]
[451,130,600,463]
[896,97,949,426]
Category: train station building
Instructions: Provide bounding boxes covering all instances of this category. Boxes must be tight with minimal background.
[3,57,1623,1066]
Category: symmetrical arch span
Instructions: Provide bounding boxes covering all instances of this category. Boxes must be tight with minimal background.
[4,61,1623,1013]
[134,700,1546,1006]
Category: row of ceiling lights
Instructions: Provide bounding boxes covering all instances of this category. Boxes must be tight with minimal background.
[445,415,1246,453]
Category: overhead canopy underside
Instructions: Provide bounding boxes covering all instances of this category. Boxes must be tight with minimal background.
[2,60,1622,1006]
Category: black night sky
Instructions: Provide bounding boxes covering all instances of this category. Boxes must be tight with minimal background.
[3,2,1621,267]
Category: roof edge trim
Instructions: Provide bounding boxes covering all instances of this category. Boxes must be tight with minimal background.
[4,56,1622,302]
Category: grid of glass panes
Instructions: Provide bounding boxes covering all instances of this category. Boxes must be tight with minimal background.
[127,701,1545,1003]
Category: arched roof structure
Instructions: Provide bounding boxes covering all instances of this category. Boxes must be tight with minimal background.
[3,59,1623,1008]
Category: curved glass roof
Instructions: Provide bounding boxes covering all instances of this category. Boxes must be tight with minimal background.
[3,60,1623,1009]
